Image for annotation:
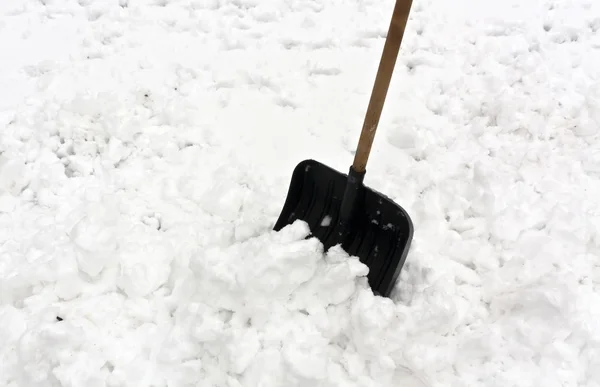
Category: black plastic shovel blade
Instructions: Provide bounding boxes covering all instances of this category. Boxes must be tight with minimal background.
[273,159,414,297]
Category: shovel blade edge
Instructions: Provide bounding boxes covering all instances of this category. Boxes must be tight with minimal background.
[274,159,414,297]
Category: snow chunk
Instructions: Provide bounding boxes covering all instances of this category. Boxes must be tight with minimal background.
[69,202,119,278]
[0,156,30,196]
[116,226,174,297]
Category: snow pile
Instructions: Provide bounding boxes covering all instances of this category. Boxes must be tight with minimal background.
[2,219,423,387]
[1,0,600,386]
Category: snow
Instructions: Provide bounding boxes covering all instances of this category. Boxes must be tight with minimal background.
[1,0,599,386]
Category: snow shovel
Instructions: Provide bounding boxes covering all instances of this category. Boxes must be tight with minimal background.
[273,0,414,298]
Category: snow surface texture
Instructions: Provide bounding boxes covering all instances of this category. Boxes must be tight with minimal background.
[1,0,600,386]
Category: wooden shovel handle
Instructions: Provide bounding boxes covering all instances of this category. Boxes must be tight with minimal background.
[352,0,413,173]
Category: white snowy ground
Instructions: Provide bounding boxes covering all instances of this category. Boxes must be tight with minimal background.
[1,0,600,386]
